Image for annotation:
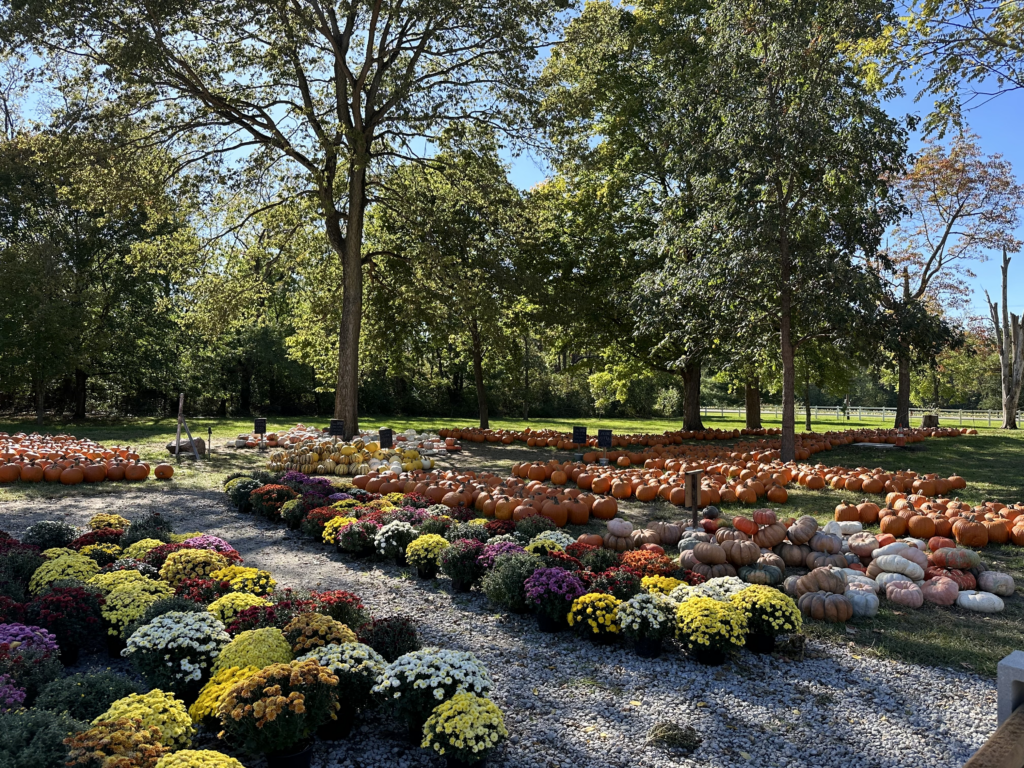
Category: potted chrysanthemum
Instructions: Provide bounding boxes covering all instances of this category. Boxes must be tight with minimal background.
[729,585,801,654]
[523,567,586,632]
[422,692,508,767]
[675,596,747,666]
[615,592,677,658]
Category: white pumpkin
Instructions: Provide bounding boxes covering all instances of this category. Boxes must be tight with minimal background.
[898,547,929,570]
[607,519,634,537]
[977,571,1015,597]
[847,532,879,559]
[874,542,910,558]
[841,571,880,592]
[956,590,1005,613]
[845,584,879,618]
[873,554,925,581]
[901,537,928,551]
[876,572,913,589]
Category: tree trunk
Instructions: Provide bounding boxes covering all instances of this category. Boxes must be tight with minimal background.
[804,375,812,432]
[470,318,489,429]
[744,377,762,429]
[73,368,87,420]
[239,369,252,416]
[780,239,795,462]
[332,158,368,440]
[681,358,704,431]
[987,251,1024,429]
[34,373,45,425]
[894,351,911,429]
[522,333,530,420]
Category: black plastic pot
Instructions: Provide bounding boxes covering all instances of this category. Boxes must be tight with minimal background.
[691,647,727,666]
[536,614,567,633]
[265,742,313,768]
[746,632,776,655]
[417,565,438,580]
[634,637,662,659]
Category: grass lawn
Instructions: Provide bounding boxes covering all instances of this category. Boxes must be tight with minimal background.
[2,412,1023,675]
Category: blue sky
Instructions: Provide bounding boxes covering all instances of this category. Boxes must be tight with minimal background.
[504,88,1024,322]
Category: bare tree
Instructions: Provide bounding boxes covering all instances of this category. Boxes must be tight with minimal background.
[986,251,1024,428]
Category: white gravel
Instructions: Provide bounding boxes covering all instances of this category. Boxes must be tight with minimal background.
[0,489,997,768]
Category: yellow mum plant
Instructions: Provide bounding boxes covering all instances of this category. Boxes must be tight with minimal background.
[124,538,166,560]
[642,575,683,595]
[96,690,195,749]
[206,592,269,624]
[211,628,292,674]
[28,554,100,594]
[159,550,228,585]
[568,593,622,636]
[421,692,508,762]
[88,513,131,531]
[675,596,748,655]
[188,665,260,724]
[42,547,78,560]
[321,516,358,545]
[405,534,449,568]
[282,612,356,654]
[730,585,802,637]
[154,751,247,768]
[209,566,275,596]
[89,569,152,594]
[101,581,175,637]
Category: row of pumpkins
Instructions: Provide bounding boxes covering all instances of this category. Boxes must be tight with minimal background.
[834,497,1024,548]
[508,458,965,508]
[266,437,438,476]
[0,433,173,483]
[582,511,1012,620]
[350,468,620,525]
[0,458,172,483]
[437,425,972,452]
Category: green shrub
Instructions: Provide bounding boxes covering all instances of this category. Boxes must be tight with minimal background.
[515,515,556,540]
[226,478,262,512]
[0,548,46,600]
[0,709,87,768]
[480,553,543,613]
[119,514,173,549]
[580,548,621,572]
[36,671,143,722]
[22,521,77,551]
[444,523,490,544]
[357,615,421,663]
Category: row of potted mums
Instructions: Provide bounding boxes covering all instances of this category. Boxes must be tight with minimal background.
[0,511,507,768]
[225,471,804,666]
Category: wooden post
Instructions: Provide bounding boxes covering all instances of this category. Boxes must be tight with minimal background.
[685,469,704,530]
[174,393,184,463]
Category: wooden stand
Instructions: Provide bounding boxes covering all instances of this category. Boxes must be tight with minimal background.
[173,393,201,462]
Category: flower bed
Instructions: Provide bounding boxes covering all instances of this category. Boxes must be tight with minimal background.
[0,510,507,768]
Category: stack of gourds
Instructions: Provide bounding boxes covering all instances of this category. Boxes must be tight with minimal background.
[266,437,435,476]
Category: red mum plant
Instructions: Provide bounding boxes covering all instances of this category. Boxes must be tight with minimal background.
[483,520,515,537]
[70,529,124,550]
[619,550,678,578]
[682,570,706,586]
[249,484,299,519]
[545,550,583,571]
[0,597,25,624]
[175,578,233,604]
[299,507,348,539]
[24,586,105,650]
[310,590,369,629]
[564,542,598,560]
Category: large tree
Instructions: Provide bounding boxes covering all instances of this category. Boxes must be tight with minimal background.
[2,0,568,437]
[633,0,907,460]
[986,252,1024,427]
[362,131,527,428]
[873,134,1022,427]
[866,0,1024,133]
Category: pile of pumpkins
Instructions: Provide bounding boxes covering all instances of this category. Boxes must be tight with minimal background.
[438,425,971,453]
[836,497,1024,548]
[266,437,437,476]
[0,432,169,484]
[241,425,457,453]
[349,468,619,527]
[508,457,966,510]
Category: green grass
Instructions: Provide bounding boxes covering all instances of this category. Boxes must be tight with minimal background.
[2,412,1023,675]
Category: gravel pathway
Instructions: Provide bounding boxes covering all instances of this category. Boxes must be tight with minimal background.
[0,490,997,768]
